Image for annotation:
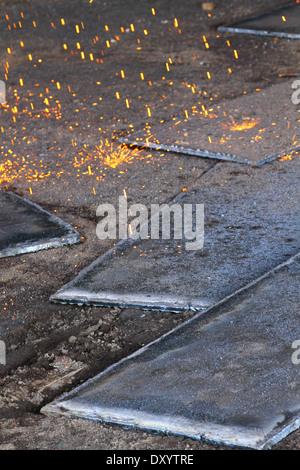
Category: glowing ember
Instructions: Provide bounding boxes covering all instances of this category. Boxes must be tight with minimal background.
[80,138,152,169]
[279,148,300,162]
[222,118,260,132]
[0,160,14,185]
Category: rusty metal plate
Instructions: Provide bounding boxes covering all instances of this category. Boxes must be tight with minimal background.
[0,191,80,258]
[119,81,299,166]
[218,3,300,39]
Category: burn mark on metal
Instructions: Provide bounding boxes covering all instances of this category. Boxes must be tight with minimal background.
[42,254,300,449]
[218,3,300,39]
[0,191,80,258]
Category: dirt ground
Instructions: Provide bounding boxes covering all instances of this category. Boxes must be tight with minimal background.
[0,0,299,450]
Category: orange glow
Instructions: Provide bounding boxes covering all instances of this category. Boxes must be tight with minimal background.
[222,118,260,132]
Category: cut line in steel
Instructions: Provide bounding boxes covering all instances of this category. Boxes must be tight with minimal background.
[119,81,300,166]
[218,3,300,39]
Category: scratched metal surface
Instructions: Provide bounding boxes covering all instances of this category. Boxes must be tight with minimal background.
[0,191,80,258]
[42,254,300,449]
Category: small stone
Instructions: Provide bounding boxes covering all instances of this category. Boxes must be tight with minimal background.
[100,323,110,334]
[31,392,44,405]
[0,444,16,450]
[68,336,77,345]
[82,324,100,336]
